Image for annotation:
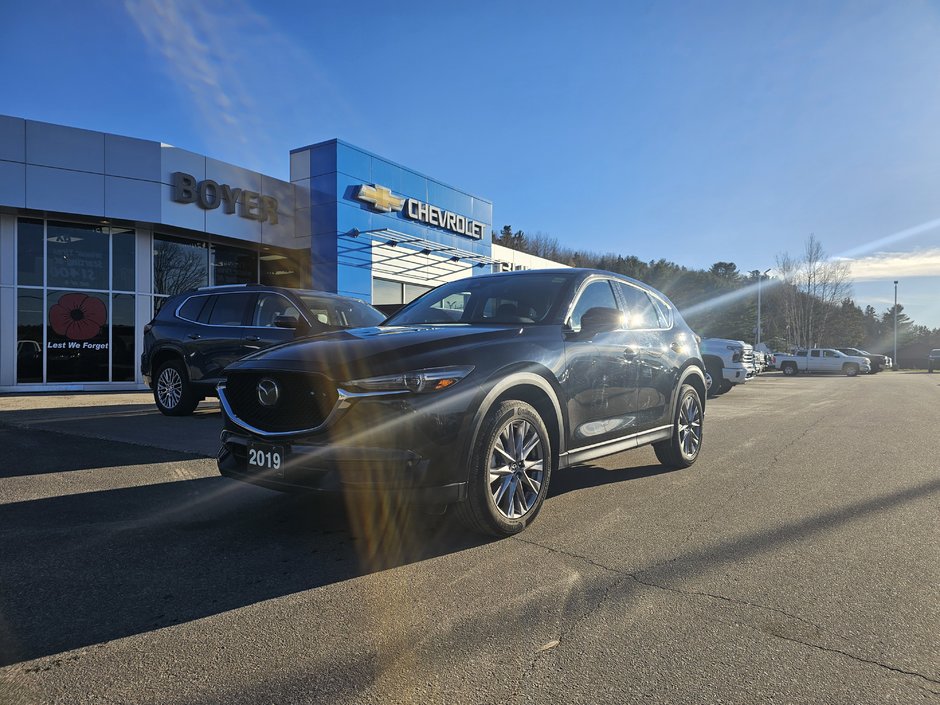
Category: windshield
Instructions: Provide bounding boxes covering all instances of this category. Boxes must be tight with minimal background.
[299,295,385,328]
[386,274,574,325]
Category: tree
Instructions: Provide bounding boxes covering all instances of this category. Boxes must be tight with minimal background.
[709,262,740,280]
[775,235,851,348]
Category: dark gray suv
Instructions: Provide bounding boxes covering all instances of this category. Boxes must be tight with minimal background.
[142,285,385,415]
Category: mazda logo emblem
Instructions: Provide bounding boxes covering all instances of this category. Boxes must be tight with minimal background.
[257,378,279,407]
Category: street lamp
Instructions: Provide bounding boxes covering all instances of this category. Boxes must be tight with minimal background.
[756,268,772,346]
[893,280,899,370]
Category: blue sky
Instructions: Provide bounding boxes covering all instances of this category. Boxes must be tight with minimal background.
[2,0,938,327]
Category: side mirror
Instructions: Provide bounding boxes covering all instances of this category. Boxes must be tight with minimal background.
[273,315,298,329]
[579,307,624,335]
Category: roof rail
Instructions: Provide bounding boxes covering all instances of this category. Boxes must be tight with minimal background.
[196,283,263,291]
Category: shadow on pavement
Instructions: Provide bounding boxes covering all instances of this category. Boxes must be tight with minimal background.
[0,402,222,457]
[0,469,483,666]
[548,462,674,497]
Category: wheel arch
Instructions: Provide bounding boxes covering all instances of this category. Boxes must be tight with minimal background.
[151,346,189,381]
[464,369,567,480]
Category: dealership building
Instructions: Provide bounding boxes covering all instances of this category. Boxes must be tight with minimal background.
[0,115,560,392]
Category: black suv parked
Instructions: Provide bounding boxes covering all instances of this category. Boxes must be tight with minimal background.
[142,285,385,415]
[836,347,888,373]
[217,269,707,536]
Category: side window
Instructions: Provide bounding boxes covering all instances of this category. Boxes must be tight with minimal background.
[207,293,252,326]
[568,280,618,332]
[177,295,209,322]
[197,296,216,324]
[617,283,661,329]
[824,350,837,358]
[650,296,673,328]
[253,293,302,327]
[811,350,821,358]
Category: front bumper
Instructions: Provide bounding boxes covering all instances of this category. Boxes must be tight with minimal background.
[217,430,466,502]
[722,366,751,385]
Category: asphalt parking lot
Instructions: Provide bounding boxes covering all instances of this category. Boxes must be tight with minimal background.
[0,371,938,704]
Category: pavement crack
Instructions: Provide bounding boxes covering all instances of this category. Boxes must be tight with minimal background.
[626,573,850,642]
[752,627,940,688]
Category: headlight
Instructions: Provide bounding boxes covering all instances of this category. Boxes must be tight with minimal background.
[343,366,474,394]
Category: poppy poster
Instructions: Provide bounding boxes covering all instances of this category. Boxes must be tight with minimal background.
[47,291,109,382]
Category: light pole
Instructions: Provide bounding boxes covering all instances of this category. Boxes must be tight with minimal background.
[893,280,899,369]
[756,268,772,346]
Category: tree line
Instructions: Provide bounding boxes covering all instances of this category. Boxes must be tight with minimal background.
[492,226,939,367]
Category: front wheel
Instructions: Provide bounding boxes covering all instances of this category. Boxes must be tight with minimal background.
[456,400,552,538]
[654,384,703,469]
[843,363,859,377]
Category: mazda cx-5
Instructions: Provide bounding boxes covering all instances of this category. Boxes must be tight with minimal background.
[217,269,707,537]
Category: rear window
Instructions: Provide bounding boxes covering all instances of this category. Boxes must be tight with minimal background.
[207,293,252,326]
[178,295,210,322]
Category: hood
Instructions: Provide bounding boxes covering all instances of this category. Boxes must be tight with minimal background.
[227,324,529,379]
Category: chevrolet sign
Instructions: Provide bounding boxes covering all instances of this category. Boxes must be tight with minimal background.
[356,184,485,240]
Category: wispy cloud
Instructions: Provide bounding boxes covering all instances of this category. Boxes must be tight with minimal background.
[839,248,940,282]
[123,0,361,175]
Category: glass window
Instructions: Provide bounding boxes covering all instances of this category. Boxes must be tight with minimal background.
[297,294,385,328]
[112,294,135,382]
[17,218,44,287]
[824,350,838,358]
[154,235,209,295]
[811,350,820,357]
[112,228,136,292]
[618,283,660,329]
[387,274,573,326]
[178,295,211,322]
[260,247,308,288]
[404,283,432,303]
[373,278,403,306]
[47,222,109,290]
[213,244,258,285]
[46,290,109,382]
[207,293,251,326]
[253,293,301,327]
[16,289,44,383]
[569,280,618,332]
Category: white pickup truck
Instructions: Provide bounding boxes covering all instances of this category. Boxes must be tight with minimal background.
[776,348,871,377]
[700,338,755,396]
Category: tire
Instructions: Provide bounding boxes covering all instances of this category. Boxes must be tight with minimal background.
[456,400,552,538]
[154,359,200,416]
[716,380,733,395]
[705,359,723,399]
[654,384,703,469]
[843,363,859,377]
[781,363,798,376]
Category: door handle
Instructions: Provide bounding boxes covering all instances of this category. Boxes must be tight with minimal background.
[245,335,261,342]
[623,346,639,358]
[187,333,201,340]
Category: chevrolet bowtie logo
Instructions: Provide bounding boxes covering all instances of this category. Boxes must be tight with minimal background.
[356,184,405,213]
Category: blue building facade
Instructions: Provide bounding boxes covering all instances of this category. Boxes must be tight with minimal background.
[0,116,494,391]
[290,140,493,302]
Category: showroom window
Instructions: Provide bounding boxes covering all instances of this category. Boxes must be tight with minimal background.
[373,278,433,306]
[15,218,137,384]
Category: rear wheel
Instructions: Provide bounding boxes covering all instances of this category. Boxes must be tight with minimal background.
[154,360,199,416]
[456,400,552,538]
[654,384,703,469]
[781,362,798,376]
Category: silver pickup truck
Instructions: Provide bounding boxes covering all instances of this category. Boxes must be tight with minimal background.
[776,348,871,377]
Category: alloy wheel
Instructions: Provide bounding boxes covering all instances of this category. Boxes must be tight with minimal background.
[157,367,183,409]
[677,393,702,460]
[488,419,544,519]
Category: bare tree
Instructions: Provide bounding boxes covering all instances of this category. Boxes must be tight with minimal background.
[775,235,851,348]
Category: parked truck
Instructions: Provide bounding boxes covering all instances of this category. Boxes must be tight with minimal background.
[700,338,755,397]
[776,348,871,377]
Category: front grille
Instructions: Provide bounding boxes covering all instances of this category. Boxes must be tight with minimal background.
[223,371,337,433]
